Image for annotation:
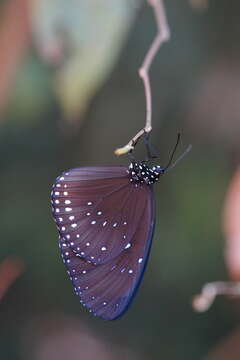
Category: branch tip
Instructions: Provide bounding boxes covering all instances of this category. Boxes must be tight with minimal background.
[114,0,170,156]
[192,281,240,313]
[114,144,134,156]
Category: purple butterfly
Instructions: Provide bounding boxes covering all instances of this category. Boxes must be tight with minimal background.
[51,136,189,320]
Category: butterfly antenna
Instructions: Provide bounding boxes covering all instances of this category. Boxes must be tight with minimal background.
[163,133,181,170]
[164,143,192,172]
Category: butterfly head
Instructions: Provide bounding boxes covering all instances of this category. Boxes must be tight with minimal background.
[128,162,165,185]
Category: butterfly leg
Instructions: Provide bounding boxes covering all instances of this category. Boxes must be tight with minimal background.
[128,149,136,162]
[143,132,158,161]
[127,138,139,162]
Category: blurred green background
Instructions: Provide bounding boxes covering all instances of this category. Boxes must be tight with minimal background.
[1,0,240,359]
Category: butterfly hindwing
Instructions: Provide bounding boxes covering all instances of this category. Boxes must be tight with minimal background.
[59,184,155,320]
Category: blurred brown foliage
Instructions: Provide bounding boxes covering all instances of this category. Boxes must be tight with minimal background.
[0,0,30,114]
[189,0,209,11]
[21,314,138,360]
[187,58,240,152]
[207,328,240,360]
[0,0,138,121]
[223,168,240,280]
[0,257,24,301]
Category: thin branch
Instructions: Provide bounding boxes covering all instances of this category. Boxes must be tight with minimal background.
[192,281,240,312]
[115,0,170,156]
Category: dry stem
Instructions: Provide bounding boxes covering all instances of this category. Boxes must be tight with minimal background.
[115,0,170,156]
[192,281,240,312]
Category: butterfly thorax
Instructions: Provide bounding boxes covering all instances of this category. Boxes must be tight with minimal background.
[128,162,164,185]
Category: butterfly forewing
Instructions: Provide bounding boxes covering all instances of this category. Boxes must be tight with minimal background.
[52,167,150,265]
[59,185,155,320]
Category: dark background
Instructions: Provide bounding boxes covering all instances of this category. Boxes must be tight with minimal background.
[0,0,240,359]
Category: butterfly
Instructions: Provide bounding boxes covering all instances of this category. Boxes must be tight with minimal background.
[51,135,188,320]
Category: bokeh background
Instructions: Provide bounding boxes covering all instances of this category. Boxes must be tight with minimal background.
[1,0,240,359]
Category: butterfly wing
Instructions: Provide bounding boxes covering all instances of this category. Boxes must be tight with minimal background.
[51,167,150,265]
[59,183,155,320]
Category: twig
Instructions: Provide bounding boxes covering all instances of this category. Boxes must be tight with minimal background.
[192,281,240,312]
[115,0,170,156]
